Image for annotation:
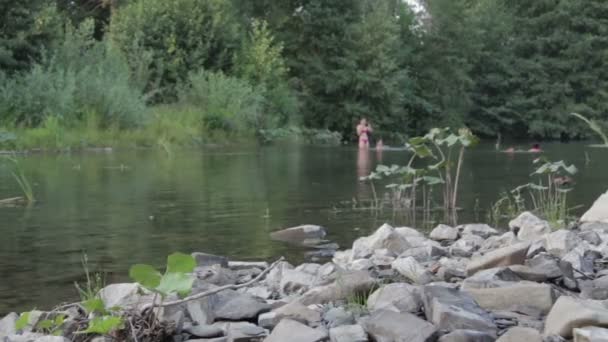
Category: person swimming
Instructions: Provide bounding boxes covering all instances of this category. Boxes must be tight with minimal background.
[504,143,542,153]
[356,118,373,149]
[529,143,542,153]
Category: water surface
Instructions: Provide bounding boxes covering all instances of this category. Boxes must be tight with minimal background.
[0,143,606,313]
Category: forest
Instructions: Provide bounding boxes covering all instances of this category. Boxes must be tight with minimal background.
[1,0,608,148]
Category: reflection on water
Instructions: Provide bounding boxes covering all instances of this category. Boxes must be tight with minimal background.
[0,143,607,313]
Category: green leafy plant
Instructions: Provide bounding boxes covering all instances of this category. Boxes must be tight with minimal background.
[74,253,105,302]
[15,312,31,331]
[82,316,124,335]
[571,113,608,146]
[129,252,196,298]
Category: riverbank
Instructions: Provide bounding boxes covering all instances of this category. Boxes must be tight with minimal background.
[2,191,608,341]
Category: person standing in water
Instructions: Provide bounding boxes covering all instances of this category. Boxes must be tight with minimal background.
[356,118,373,149]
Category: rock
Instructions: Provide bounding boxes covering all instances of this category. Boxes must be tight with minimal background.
[461,267,522,289]
[332,250,352,269]
[580,190,608,224]
[573,326,608,342]
[526,239,547,258]
[367,283,422,314]
[33,337,70,342]
[422,286,496,336]
[323,307,354,328]
[362,309,437,342]
[184,324,224,338]
[298,271,377,305]
[466,242,530,276]
[463,282,555,314]
[509,212,551,241]
[507,265,547,282]
[562,243,598,276]
[583,276,608,300]
[497,327,542,342]
[579,230,602,245]
[273,301,321,326]
[431,224,459,241]
[194,265,237,286]
[459,224,498,239]
[544,296,608,338]
[296,263,322,274]
[265,319,327,342]
[527,253,562,279]
[400,245,447,262]
[99,283,153,311]
[214,292,271,321]
[228,261,269,270]
[329,324,367,342]
[349,259,374,271]
[258,312,277,329]
[395,226,424,237]
[438,329,495,342]
[352,223,411,260]
[391,257,434,284]
[280,269,316,296]
[212,321,266,341]
[3,333,44,342]
[242,286,272,300]
[450,235,485,257]
[480,232,518,253]
[545,230,581,258]
[0,313,18,338]
[264,261,294,293]
[192,252,229,268]
[270,225,327,245]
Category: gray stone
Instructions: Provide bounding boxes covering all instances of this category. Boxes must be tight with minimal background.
[349,258,374,271]
[463,282,555,314]
[459,224,498,239]
[273,301,321,326]
[480,232,518,253]
[329,324,367,342]
[400,245,447,262]
[192,252,229,268]
[0,313,18,338]
[184,324,224,338]
[450,235,485,257]
[228,261,269,270]
[265,319,327,342]
[545,230,581,258]
[270,224,327,245]
[296,263,322,275]
[579,230,602,245]
[509,212,551,241]
[527,253,562,279]
[580,190,608,224]
[391,257,434,284]
[264,261,294,293]
[497,327,542,342]
[4,333,44,342]
[214,293,271,321]
[280,269,316,296]
[544,296,608,338]
[573,327,608,342]
[422,286,496,337]
[438,329,495,342]
[194,265,237,286]
[99,283,154,312]
[507,265,548,282]
[351,224,411,260]
[367,283,422,314]
[395,226,424,237]
[298,271,377,305]
[212,321,266,341]
[33,337,70,342]
[323,307,354,328]
[430,224,459,241]
[562,243,598,275]
[242,286,272,300]
[580,221,608,232]
[466,242,530,276]
[362,309,437,342]
[461,267,522,289]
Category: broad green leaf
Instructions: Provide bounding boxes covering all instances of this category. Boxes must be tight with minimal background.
[54,315,65,326]
[82,316,124,335]
[83,298,107,315]
[129,264,162,289]
[37,319,54,330]
[166,252,196,274]
[157,272,195,297]
[15,312,31,331]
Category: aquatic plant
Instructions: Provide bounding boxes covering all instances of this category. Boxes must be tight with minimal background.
[2,156,35,203]
[571,112,608,146]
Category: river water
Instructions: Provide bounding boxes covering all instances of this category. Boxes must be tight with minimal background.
[0,142,606,313]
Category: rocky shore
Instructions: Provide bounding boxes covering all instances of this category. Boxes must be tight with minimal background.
[2,191,608,342]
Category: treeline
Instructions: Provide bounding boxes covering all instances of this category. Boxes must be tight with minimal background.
[1,0,608,144]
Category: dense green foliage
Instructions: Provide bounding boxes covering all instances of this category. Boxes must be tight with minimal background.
[1,0,608,147]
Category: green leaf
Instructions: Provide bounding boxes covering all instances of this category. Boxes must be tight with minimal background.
[83,298,107,315]
[166,252,196,274]
[37,319,54,330]
[54,315,65,326]
[82,316,124,335]
[15,312,31,331]
[129,264,162,289]
[157,272,195,297]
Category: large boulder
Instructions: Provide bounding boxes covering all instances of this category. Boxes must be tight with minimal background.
[430,224,459,241]
[580,190,608,224]
[459,224,498,239]
[509,212,551,241]
[438,329,495,342]
[545,230,581,258]
[329,324,367,342]
[544,296,608,338]
[298,271,377,305]
[362,309,437,342]
[351,224,411,260]
[265,319,327,342]
[497,327,543,342]
[391,257,434,285]
[466,242,530,276]
[270,225,327,245]
[463,282,555,314]
[367,283,422,313]
[422,286,497,336]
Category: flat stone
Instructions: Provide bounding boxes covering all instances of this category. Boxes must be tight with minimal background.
[362,309,437,342]
[351,224,411,260]
[212,321,266,341]
[461,267,522,289]
[459,224,498,239]
[497,327,542,342]
[265,319,327,342]
[545,230,581,258]
[438,329,495,342]
[329,324,367,342]
[0,313,18,338]
[466,242,530,276]
[214,292,271,321]
[463,282,555,314]
[573,326,608,342]
[270,225,327,245]
[527,253,562,279]
[509,212,551,241]
[422,286,496,336]
[507,265,548,282]
[430,224,459,241]
[367,283,422,314]
[298,271,376,305]
[580,190,608,224]
[184,324,224,338]
[391,256,434,284]
[192,252,229,268]
[544,296,608,338]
